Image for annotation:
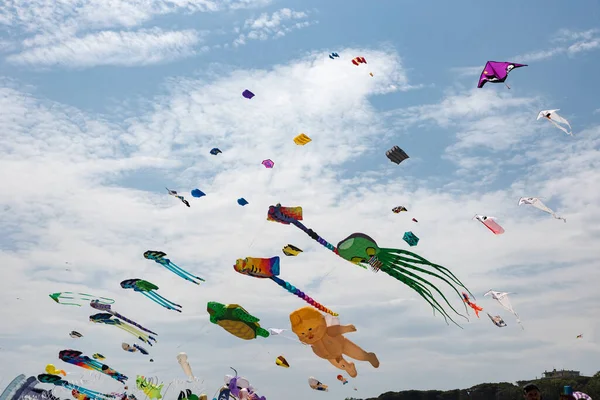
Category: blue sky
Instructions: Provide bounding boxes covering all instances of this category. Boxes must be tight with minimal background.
[1,1,600,400]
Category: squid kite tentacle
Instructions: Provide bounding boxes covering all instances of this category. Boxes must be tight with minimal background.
[379,264,467,326]
[164,260,205,284]
[141,292,181,312]
[381,265,458,323]
[379,250,472,299]
[149,292,181,308]
[144,251,205,284]
[270,276,338,316]
[382,249,471,291]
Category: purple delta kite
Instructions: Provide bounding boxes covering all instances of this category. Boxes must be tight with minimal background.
[477,61,527,89]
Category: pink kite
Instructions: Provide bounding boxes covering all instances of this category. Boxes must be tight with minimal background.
[473,215,504,235]
[262,159,274,168]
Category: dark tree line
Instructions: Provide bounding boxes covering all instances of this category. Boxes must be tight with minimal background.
[346,372,600,400]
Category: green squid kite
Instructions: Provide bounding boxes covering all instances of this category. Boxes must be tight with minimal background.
[267,204,473,326]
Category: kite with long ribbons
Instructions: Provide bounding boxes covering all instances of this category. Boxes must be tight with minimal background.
[518,197,566,222]
[37,374,114,400]
[49,292,114,307]
[266,204,472,325]
[537,109,572,136]
[143,251,205,285]
[58,350,128,383]
[120,279,182,312]
[234,256,338,316]
[484,290,523,329]
[166,188,190,207]
[90,300,157,336]
[89,313,156,346]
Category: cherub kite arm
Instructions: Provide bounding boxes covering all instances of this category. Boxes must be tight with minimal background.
[326,324,356,336]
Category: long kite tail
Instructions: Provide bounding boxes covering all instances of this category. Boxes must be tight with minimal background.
[267,204,337,251]
[166,262,205,284]
[381,248,473,297]
[377,249,472,326]
[270,276,338,316]
[112,311,158,336]
[150,292,182,308]
[293,221,340,255]
[115,323,153,345]
[551,213,567,222]
[378,264,467,327]
[140,292,176,311]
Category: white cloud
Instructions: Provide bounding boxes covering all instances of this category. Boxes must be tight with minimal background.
[516,28,600,62]
[0,39,14,52]
[1,0,273,68]
[455,27,600,74]
[0,0,272,32]
[552,28,599,43]
[567,38,600,55]
[233,8,315,46]
[6,28,203,67]
[0,47,600,399]
[516,47,566,62]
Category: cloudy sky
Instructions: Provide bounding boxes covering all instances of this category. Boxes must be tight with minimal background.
[1,0,600,399]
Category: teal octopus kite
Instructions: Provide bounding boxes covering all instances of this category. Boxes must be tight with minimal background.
[143,251,205,285]
[120,279,181,313]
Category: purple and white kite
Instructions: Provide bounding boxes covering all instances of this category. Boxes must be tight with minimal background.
[477,61,527,89]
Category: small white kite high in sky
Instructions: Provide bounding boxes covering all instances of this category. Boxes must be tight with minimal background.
[518,197,566,222]
[537,109,572,136]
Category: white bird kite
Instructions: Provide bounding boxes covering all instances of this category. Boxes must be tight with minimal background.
[537,109,572,136]
[518,197,566,222]
[484,290,523,330]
